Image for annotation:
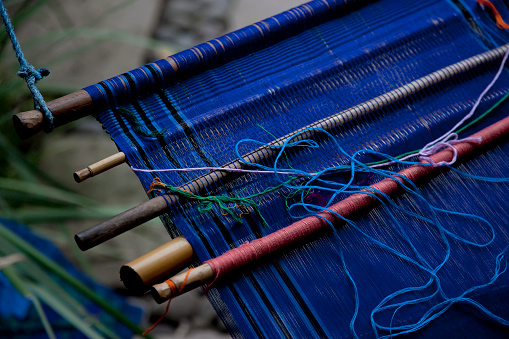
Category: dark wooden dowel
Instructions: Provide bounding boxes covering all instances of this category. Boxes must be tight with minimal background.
[74,45,509,251]
[12,89,94,139]
[75,195,170,251]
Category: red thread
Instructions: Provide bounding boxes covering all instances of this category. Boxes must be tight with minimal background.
[304,191,327,207]
[204,116,509,280]
[477,0,509,29]
[143,269,194,335]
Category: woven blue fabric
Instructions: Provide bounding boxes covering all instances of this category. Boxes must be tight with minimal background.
[85,0,509,337]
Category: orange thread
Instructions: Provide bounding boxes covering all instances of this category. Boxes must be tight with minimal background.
[147,177,163,194]
[237,204,251,217]
[477,0,509,29]
[147,177,194,195]
[179,268,194,294]
[221,204,252,218]
[166,279,178,294]
[142,269,194,335]
[142,299,171,336]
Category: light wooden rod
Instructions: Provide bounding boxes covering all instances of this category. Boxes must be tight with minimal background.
[151,264,213,304]
[120,236,194,293]
[74,44,509,251]
[150,115,509,303]
[74,152,126,183]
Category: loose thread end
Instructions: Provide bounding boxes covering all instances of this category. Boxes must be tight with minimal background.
[144,271,193,335]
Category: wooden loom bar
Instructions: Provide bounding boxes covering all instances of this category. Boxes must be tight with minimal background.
[151,115,509,302]
[10,44,508,139]
[74,44,509,251]
[12,90,94,139]
[120,235,194,293]
[74,152,126,183]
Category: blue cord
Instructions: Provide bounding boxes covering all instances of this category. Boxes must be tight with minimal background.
[0,1,54,131]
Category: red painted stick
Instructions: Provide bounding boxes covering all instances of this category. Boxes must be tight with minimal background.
[151,115,509,303]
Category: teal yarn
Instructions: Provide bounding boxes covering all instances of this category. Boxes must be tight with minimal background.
[236,126,509,337]
[0,1,53,131]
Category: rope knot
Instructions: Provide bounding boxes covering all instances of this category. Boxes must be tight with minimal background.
[17,65,50,83]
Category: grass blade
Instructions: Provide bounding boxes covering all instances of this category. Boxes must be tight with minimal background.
[0,221,146,336]
[31,283,105,339]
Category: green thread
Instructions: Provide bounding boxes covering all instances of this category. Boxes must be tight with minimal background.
[309,90,509,170]
[455,91,509,135]
[148,91,509,225]
[150,177,300,227]
[118,108,167,138]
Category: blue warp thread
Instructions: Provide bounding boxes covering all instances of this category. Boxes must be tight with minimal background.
[235,127,508,338]
[83,0,509,337]
[0,1,53,131]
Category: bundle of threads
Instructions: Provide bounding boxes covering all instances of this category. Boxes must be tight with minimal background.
[136,44,509,337]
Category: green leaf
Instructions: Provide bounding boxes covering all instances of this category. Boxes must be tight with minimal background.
[0,177,99,207]
[31,284,106,339]
[27,294,57,339]
[0,221,146,336]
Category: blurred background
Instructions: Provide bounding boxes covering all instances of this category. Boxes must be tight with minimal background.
[0,0,305,338]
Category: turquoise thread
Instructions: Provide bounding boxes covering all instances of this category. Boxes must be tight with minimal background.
[236,126,508,337]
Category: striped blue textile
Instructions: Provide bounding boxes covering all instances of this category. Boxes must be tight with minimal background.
[85,0,509,337]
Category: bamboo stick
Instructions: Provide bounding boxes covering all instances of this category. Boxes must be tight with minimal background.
[152,264,213,304]
[12,90,94,139]
[74,44,509,251]
[120,236,194,293]
[150,115,509,303]
[74,152,127,183]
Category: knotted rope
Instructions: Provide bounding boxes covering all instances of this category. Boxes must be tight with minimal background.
[0,1,53,131]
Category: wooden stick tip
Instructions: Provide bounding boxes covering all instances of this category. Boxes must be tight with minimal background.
[74,233,91,251]
[151,282,172,304]
[119,265,146,293]
[12,110,44,139]
[73,168,92,183]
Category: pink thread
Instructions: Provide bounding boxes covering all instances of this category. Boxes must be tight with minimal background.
[304,191,327,207]
[203,116,509,282]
